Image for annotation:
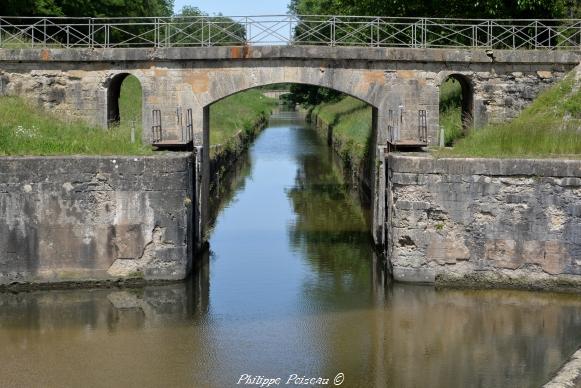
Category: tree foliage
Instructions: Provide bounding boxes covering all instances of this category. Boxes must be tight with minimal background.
[287,84,342,107]
[1,0,174,17]
[288,0,569,19]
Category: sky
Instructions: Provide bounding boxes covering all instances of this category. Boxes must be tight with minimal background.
[173,0,290,16]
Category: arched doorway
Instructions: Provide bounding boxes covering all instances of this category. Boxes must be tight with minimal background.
[439,74,473,145]
[107,73,142,127]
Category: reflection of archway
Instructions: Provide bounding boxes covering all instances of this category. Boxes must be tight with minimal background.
[443,74,474,132]
[107,73,139,126]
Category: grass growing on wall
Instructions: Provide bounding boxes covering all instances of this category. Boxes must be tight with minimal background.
[0,96,152,156]
[440,73,581,158]
[311,96,372,162]
[209,89,278,154]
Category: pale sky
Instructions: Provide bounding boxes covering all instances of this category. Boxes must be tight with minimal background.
[173,0,290,16]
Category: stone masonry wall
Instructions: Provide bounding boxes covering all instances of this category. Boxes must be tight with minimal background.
[387,154,581,292]
[0,47,577,147]
[0,154,194,286]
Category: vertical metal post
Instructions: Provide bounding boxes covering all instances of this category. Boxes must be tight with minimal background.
[488,20,492,48]
[245,16,250,45]
[66,25,69,48]
[289,17,292,45]
[422,18,426,48]
[331,16,336,46]
[89,18,93,49]
[130,120,136,143]
[375,18,379,47]
[43,18,46,47]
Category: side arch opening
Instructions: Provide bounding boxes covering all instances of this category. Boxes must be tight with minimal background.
[439,74,474,146]
[107,73,142,127]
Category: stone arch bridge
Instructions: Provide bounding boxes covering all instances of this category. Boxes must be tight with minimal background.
[0,45,579,246]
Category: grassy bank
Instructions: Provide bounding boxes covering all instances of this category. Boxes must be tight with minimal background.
[0,100,152,156]
[310,96,372,162]
[209,89,277,157]
[0,75,151,156]
[0,79,276,156]
[440,72,581,158]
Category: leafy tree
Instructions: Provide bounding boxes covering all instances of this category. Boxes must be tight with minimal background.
[287,84,342,106]
[288,0,568,19]
[172,6,246,46]
[0,0,174,17]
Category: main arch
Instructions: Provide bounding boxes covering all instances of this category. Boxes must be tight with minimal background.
[194,79,384,248]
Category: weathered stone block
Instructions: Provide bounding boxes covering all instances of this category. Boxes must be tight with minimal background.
[0,154,194,287]
[387,154,581,292]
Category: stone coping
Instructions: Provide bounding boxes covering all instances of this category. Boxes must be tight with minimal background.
[388,153,581,178]
[543,348,581,388]
[0,46,578,64]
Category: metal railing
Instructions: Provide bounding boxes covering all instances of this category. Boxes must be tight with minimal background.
[0,15,580,50]
[152,109,162,143]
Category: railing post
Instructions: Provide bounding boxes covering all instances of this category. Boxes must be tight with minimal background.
[154,17,158,48]
[423,18,427,48]
[43,18,46,47]
[66,25,69,48]
[374,18,379,47]
[331,16,336,46]
[89,18,93,49]
[534,20,538,49]
[246,16,250,45]
[488,20,492,49]
[105,23,109,47]
[201,18,205,47]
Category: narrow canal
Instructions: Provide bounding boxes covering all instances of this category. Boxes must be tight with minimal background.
[1,110,581,387]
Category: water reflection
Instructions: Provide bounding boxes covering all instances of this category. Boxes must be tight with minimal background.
[0,110,580,387]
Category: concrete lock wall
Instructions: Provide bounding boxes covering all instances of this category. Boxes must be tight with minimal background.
[0,154,194,286]
[386,154,581,292]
